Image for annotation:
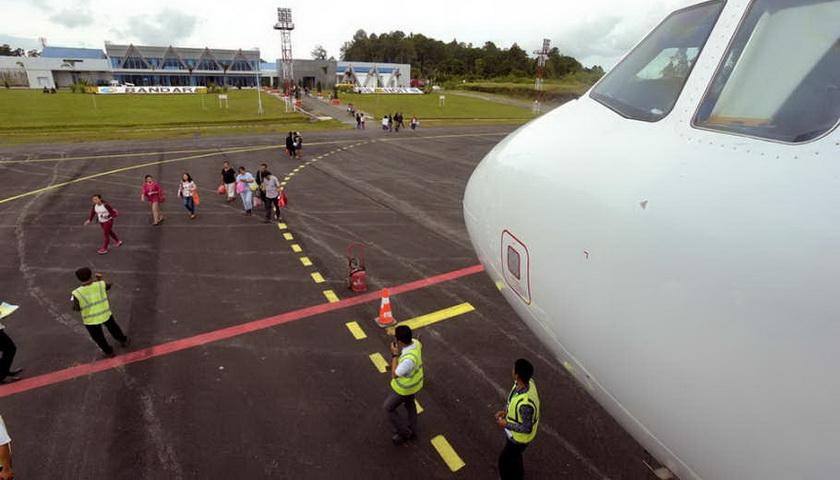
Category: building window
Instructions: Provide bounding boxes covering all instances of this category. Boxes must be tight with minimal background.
[694,0,840,143]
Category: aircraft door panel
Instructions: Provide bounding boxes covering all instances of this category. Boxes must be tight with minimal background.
[501,230,531,305]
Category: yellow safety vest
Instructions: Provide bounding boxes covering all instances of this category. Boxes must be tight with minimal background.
[506,379,540,444]
[390,340,424,396]
[72,281,112,326]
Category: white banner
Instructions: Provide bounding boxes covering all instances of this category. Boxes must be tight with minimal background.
[353,87,424,95]
[97,86,208,95]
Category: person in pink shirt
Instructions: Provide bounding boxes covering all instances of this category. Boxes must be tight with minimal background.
[83,194,123,254]
[140,175,164,225]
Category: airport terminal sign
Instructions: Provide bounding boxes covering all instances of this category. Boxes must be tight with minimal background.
[353,87,424,95]
[97,86,208,95]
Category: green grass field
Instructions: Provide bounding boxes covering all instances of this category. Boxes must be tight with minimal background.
[0,89,326,145]
[337,92,537,123]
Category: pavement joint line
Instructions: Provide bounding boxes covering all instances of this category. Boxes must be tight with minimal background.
[345,321,367,340]
[291,244,303,253]
[283,233,294,241]
[0,133,506,166]
[431,435,466,472]
[385,303,476,335]
[300,257,313,267]
[0,264,484,399]
[311,272,325,284]
[323,290,339,303]
[369,353,389,373]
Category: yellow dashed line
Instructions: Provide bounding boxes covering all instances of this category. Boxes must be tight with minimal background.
[300,256,312,266]
[345,321,367,340]
[277,223,288,230]
[284,177,291,181]
[415,399,424,414]
[431,435,465,472]
[385,303,475,335]
[323,290,339,303]
[283,233,294,241]
[369,353,389,373]
[288,172,295,177]
[495,280,505,291]
[280,182,287,186]
[311,272,325,283]
[291,244,302,253]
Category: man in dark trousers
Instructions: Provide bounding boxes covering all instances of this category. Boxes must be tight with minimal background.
[495,358,540,480]
[0,302,23,384]
[71,267,129,357]
[255,163,269,208]
[285,132,296,159]
[384,325,424,444]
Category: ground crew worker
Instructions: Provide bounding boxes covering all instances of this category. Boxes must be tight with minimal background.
[384,325,423,444]
[0,414,14,479]
[495,358,539,480]
[71,267,130,357]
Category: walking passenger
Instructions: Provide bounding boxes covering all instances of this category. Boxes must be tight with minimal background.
[71,268,130,357]
[294,131,303,158]
[236,166,256,215]
[83,194,122,254]
[177,173,197,219]
[285,132,297,159]
[495,358,540,480]
[140,175,164,225]
[261,171,282,223]
[221,161,237,203]
[384,325,423,444]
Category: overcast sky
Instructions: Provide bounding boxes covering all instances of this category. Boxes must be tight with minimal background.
[1,0,697,68]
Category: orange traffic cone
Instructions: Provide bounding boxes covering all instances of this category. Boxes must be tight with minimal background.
[375,288,396,327]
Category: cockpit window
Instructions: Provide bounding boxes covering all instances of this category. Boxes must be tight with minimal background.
[590,1,724,122]
[694,0,840,143]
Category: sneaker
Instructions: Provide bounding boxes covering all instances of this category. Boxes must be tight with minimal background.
[97,248,108,255]
[391,433,410,445]
[8,368,23,376]
[114,240,123,247]
[0,376,21,384]
[190,214,196,219]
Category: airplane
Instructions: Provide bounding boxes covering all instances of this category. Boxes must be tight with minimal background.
[463,0,840,478]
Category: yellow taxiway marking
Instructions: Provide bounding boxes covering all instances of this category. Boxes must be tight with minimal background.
[431,435,465,472]
[283,177,291,181]
[291,244,302,253]
[300,256,313,267]
[277,223,288,230]
[495,280,505,291]
[288,172,295,177]
[415,399,424,414]
[345,321,367,340]
[369,353,389,373]
[311,272,325,283]
[283,233,294,241]
[280,182,287,186]
[323,290,339,303]
[386,303,475,335]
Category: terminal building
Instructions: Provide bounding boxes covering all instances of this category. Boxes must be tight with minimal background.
[0,43,411,91]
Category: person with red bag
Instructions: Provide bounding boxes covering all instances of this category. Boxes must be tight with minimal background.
[177,172,198,219]
[140,175,165,225]
[83,194,123,255]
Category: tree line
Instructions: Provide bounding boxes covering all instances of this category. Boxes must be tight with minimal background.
[0,44,39,57]
[336,30,603,82]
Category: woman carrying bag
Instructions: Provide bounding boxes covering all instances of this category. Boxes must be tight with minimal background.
[83,194,123,254]
[177,173,198,219]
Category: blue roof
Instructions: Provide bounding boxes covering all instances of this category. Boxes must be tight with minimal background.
[261,62,277,70]
[41,46,105,59]
[338,66,396,74]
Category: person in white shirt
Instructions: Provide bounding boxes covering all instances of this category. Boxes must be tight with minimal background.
[177,173,198,219]
[0,415,14,479]
[83,194,122,255]
[260,171,282,223]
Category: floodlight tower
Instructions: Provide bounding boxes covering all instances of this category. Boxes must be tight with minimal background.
[273,7,295,112]
[533,39,551,113]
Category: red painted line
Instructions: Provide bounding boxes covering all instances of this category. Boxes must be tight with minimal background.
[0,264,485,399]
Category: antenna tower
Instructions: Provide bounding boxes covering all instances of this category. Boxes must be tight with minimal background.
[273,7,295,112]
[533,39,551,113]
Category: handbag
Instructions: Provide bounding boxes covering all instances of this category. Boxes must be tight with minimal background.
[235,181,245,194]
[248,182,258,191]
[253,196,262,207]
[217,184,226,195]
[279,191,288,207]
[192,190,201,206]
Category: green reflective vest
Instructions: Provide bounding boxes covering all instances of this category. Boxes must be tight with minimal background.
[506,379,540,444]
[390,340,424,396]
[72,281,112,325]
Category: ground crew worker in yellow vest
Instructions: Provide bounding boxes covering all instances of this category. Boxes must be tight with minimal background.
[383,325,423,444]
[71,267,129,357]
[494,358,539,480]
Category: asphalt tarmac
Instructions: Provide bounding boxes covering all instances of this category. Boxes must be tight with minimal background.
[0,126,659,479]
